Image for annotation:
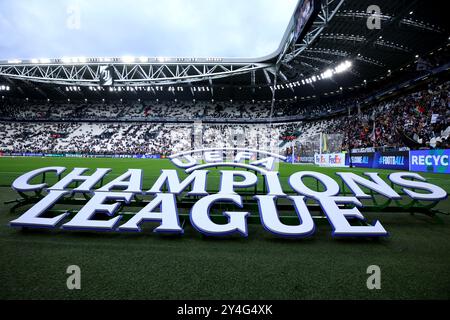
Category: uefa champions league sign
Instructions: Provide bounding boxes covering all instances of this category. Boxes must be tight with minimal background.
[8,148,448,238]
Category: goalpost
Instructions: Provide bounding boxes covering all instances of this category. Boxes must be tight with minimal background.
[287,132,345,165]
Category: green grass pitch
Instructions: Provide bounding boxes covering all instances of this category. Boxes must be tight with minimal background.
[0,156,449,299]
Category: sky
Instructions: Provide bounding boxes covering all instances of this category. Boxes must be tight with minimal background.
[0,0,298,60]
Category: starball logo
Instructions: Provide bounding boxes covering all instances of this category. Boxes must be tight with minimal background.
[8,148,448,238]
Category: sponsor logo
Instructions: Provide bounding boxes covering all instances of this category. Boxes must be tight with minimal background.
[410,149,450,174]
[7,148,448,238]
[314,153,346,167]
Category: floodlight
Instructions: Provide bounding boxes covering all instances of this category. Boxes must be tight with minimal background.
[321,69,333,79]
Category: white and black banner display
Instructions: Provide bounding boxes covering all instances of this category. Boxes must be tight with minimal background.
[99,65,114,86]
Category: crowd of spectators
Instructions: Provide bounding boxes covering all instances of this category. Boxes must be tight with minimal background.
[0,81,448,156]
[0,99,350,121]
[329,81,450,150]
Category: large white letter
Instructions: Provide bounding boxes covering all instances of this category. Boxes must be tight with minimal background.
[234,151,253,162]
[317,196,387,237]
[12,167,66,192]
[289,171,340,198]
[389,172,447,201]
[250,157,276,171]
[262,172,286,196]
[204,151,223,163]
[190,194,249,236]
[336,172,401,199]
[97,169,143,193]
[62,192,133,231]
[219,170,257,194]
[254,195,315,237]
[10,190,70,228]
[119,193,182,233]
[48,168,111,192]
[171,155,197,168]
[147,169,208,195]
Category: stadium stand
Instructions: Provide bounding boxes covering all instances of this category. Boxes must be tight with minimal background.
[1,80,448,156]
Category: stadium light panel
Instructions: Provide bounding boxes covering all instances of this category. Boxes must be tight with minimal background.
[7,59,21,64]
[121,56,135,63]
[39,58,51,64]
[31,59,39,64]
[321,69,333,79]
[334,60,352,74]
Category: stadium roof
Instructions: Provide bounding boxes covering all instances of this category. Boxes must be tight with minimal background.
[279,0,449,83]
[0,0,449,102]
